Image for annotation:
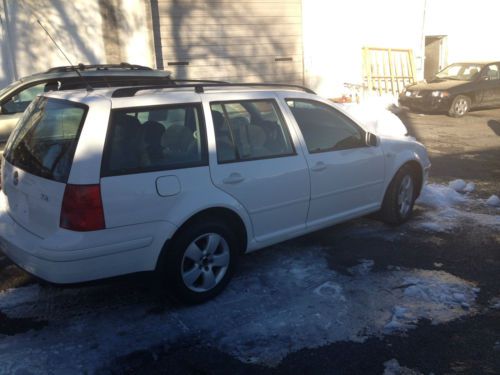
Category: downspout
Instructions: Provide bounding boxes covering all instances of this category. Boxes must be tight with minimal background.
[2,0,18,80]
[419,0,427,81]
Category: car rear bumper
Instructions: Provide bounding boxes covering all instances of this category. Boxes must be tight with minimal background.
[399,95,451,112]
[0,193,177,284]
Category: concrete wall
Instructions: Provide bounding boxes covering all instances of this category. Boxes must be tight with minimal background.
[0,0,154,88]
[302,0,426,98]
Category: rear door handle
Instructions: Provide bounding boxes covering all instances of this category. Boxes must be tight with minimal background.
[311,161,327,172]
[223,173,245,184]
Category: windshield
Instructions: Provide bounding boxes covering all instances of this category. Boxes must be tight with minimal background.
[4,97,87,182]
[435,63,483,81]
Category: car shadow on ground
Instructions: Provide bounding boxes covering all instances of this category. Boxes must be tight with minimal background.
[487,119,500,136]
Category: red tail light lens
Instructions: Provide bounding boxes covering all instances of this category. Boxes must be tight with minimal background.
[60,184,105,231]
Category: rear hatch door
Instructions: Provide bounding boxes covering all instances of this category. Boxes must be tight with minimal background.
[1,97,87,238]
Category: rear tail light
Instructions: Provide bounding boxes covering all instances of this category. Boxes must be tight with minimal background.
[60,184,105,231]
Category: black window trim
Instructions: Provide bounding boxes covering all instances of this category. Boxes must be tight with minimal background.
[100,102,209,178]
[0,80,61,114]
[285,97,368,154]
[210,98,297,164]
[4,96,89,183]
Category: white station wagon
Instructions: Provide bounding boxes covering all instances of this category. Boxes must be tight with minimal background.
[0,83,430,303]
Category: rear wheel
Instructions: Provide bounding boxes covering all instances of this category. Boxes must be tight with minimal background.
[448,95,470,117]
[160,220,238,304]
[379,165,417,225]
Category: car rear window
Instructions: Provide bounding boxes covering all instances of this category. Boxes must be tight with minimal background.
[3,97,87,182]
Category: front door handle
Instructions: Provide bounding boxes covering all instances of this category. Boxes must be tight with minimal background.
[311,161,327,172]
[223,173,245,184]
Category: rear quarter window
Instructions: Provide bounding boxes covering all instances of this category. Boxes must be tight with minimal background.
[4,97,87,182]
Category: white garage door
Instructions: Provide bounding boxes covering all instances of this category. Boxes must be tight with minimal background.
[152,0,304,84]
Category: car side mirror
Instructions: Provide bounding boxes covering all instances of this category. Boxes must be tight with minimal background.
[366,132,378,146]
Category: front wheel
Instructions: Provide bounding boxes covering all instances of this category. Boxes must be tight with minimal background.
[448,95,470,117]
[160,220,238,304]
[379,165,417,225]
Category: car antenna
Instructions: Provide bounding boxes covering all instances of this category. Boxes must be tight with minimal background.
[36,19,94,92]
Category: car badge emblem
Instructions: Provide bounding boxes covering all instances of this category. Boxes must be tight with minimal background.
[13,171,19,186]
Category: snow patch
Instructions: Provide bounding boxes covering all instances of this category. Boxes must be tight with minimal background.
[486,195,500,207]
[384,272,478,332]
[0,250,479,372]
[414,183,500,232]
[383,358,423,375]
[417,184,468,209]
[348,259,374,276]
[449,179,467,192]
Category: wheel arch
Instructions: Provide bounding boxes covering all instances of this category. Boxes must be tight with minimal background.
[156,206,249,271]
[387,154,426,199]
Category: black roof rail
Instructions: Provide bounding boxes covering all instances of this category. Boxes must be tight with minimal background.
[112,82,316,98]
[46,63,153,73]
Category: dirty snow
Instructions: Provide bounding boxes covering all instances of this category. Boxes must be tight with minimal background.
[414,183,500,232]
[486,195,500,207]
[383,358,423,375]
[448,179,475,193]
[0,247,479,373]
[342,97,408,137]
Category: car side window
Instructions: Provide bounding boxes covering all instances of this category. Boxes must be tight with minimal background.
[102,103,207,176]
[210,99,295,163]
[286,99,365,153]
[482,64,500,81]
[2,83,46,114]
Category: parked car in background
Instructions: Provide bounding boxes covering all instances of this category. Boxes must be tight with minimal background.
[399,61,500,117]
[0,82,430,303]
[0,63,172,150]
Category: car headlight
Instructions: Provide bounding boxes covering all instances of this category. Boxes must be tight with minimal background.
[431,91,449,98]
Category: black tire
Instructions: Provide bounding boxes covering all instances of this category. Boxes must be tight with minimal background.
[448,95,470,117]
[379,164,418,225]
[158,220,238,304]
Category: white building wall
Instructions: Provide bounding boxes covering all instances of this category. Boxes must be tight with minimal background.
[424,0,500,63]
[0,0,154,88]
[302,0,426,98]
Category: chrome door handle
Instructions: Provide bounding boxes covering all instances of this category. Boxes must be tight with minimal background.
[311,162,326,172]
[223,173,245,184]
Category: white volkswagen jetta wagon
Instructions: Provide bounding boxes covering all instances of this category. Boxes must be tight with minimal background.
[0,83,430,303]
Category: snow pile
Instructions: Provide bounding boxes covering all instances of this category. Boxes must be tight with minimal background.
[383,359,423,375]
[448,179,475,193]
[414,183,500,232]
[342,97,408,137]
[417,183,469,208]
[486,195,500,207]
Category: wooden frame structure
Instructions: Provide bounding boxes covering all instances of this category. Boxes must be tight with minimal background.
[362,47,417,95]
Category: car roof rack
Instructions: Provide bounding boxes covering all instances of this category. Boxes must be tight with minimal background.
[111,81,316,98]
[46,63,154,73]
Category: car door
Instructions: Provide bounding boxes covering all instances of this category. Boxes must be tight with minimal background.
[283,98,385,228]
[477,64,500,106]
[206,93,310,243]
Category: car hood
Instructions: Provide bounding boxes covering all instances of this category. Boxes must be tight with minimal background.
[407,79,467,91]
